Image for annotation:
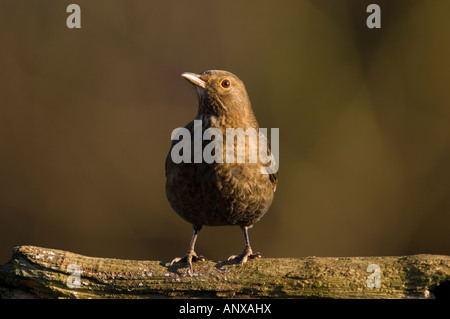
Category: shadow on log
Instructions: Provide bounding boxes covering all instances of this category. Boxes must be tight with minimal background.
[0,245,449,299]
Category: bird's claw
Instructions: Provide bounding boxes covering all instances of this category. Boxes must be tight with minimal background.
[228,249,262,265]
[170,252,206,270]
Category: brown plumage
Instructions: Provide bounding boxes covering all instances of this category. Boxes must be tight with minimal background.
[165,70,278,270]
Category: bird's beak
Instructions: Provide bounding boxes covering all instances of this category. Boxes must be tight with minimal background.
[181,72,206,89]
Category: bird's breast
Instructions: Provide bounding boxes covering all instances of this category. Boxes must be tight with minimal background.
[165,114,274,227]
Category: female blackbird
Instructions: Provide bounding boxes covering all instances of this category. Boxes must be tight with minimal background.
[165,70,278,270]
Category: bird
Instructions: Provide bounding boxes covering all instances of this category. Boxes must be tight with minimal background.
[165,70,278,271]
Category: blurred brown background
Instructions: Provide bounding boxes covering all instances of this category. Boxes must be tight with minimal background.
[1,0,449,264]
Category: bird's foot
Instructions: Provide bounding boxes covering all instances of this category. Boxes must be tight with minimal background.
[170,251,206,271]
[228,247,262,265]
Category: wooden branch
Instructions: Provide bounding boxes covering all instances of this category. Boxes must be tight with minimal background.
[0,245,448,299]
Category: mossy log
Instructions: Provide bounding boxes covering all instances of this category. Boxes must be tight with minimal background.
[0,245,448,299]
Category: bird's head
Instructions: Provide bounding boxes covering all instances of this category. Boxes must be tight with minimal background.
[181,70,255,123]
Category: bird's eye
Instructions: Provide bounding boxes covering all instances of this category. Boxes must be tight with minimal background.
[220,79,231,89]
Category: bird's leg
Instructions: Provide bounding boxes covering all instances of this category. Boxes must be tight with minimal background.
[170,227,205,271]
[228,226,262,265]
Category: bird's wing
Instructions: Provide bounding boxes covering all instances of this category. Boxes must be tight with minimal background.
[165,121,195,177]
[258,130,278,192]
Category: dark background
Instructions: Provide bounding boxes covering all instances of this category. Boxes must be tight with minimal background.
[1,0,449,264]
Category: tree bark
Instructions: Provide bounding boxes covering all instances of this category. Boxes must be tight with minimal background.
[0,245,448,299]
